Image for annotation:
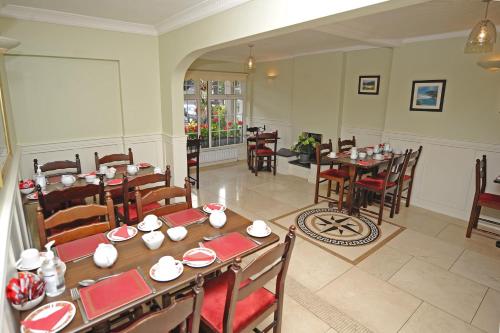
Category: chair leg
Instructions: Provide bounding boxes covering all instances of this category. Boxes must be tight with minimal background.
[405,180,414,207]
[338,179,345,211]
[314,178,320,204]
[466,204,480,238]
[196,164,199,189]
[378,192,385,225]
[389,188,397,218]
[273,154,277,176]
[327,180,332,197]
[254,156,259,176]
[335,183,340,194]
[396,185,404,214]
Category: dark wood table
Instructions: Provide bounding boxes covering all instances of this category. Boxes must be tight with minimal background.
[22,166,155,249]
[20,209,279,333]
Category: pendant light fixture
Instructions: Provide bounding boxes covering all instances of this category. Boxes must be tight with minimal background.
[246,44,255,72]
[464,0,497,53]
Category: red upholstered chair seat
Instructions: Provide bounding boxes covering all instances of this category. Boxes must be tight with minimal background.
[355,177,396,191]
[255,149,274,156]
[478,192,500,206]
[117,202,161,221]
[319,168,349,179]
[201,272,276,333]
[247,144,256,150]
[376,171,411,182]
[187,159,197,167]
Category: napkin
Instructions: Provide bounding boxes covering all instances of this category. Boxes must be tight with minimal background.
[107,179,123,186]
[358,160,371,166]
[113,226,130,239]
[22,304,71,330]
[183,251,215,262]
[206,203,223,211]
[203,232,258,262]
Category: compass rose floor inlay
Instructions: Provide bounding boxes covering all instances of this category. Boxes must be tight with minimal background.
[271,201,405,264]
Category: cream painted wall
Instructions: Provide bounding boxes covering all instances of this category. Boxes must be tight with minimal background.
[6,56,122,144]
[342,47,393,131]
[0,17,162,140]
[384,37,500,144]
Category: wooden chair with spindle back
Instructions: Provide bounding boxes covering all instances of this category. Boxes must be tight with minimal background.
[253,130,278,176]
[246,126,262,170]
[466,155,500,238]
[396,145,422,212]
[117,167,171,225]
[338,136,356,153]
[34,154,82,175]
[115,274,205,333]
[187,136,201,189]
[135,177,192,222]
[37,192,116,248]
[200,225,296,333]
[314,139,350,210]
[95,148,134,170]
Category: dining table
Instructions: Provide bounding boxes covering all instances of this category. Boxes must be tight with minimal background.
[22,164,156,249]
[19,208,280,333]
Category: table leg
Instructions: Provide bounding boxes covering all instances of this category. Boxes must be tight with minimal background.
[346,165,357,213]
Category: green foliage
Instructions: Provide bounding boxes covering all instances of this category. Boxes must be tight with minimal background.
[291,133,317,153]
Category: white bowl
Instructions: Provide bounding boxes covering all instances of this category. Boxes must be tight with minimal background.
[85,174,97,183]
[142,231,165,250]
[166,227,187,242]
[358,152,367,159]
[20,187,34,195]
[11,292,45,311]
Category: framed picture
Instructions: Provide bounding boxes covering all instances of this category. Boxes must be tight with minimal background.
[410,80,446,112]
[358,75,380,95]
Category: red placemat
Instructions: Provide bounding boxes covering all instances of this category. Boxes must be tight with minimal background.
[161,208,206,227]
[55,233,109,262]
[80,269,152,321]
[202,232,258,262]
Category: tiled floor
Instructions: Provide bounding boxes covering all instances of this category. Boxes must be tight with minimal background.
[194,162,500,333]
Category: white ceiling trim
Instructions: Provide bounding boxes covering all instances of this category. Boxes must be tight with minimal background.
[0,4,158,35]
[155,0,251,34]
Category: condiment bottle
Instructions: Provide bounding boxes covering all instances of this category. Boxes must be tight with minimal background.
[40,241,65,297]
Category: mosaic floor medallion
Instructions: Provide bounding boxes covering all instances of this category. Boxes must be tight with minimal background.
[296,208,379,246]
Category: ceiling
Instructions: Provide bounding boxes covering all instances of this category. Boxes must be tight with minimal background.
[201,0,500,62]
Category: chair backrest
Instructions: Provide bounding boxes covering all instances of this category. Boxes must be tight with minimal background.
[37,177,105,218]
[221,226,296,333]
[474,155,487,196]
[315,139,332,175]
[338,136,356,153]
[37,192,116,247]
[117,274,204,333]
[121,167,171,224]
[406,145,423,179]
[95,148,133,169]
[255,131,278,152]
[187,137,201,162]
[135,178,192,221]
[34,154,82,175]
[380,153,407,189]
[246,125,265,134]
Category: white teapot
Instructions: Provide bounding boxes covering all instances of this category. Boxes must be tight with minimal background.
[127,164,139,176]
[61,175,76,187]
[209,211,227,229]
[93,243,118,268]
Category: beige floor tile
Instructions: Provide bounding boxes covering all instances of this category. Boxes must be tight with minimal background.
[317,267,421,333]
[472,288,500,333]
[325,329,339,333]
[392,207,448,237]
[387,229,464,269]
[400,302,484,333]
[437,224,500,260]
[224,189,297,220]
[356,245,413,281]
[389,258,487,322]
[288,240,352,292]
[450,250,500,291]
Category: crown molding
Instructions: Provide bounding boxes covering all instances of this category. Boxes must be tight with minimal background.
[0,4,158,35]
[155,0,251,34]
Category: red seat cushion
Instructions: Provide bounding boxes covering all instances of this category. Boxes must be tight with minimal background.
[478,193,500,207]
[247,144,256,150]
[255,149,274,156]
[319,168,349,179]
[355,177,396,191]
[187,159,197,167]
[376,172,411,182]
[116,202,161,221]
[201,272,276,333]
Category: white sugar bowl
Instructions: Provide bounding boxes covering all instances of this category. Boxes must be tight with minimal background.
[166,226,187,242]
[142,231,165,250]
[209,211,227,229]
[61,175,76,187]
[93,243,118,268]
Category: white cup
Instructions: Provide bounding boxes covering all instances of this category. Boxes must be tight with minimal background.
[358,152,367,159]
[143,214,158,229]
[157,256,177,276]
[153,167,162,174]
[374,153,383,160]
[19,248,40,268]
[252,220,268,234]
[85,174,97,183]
[99,165,108,174]
[366,149,374,156]
[105,169,116,179]
[61,175,76,187]
[328,152,336,158]
[127,164,139,176]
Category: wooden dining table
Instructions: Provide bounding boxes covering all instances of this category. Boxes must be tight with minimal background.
[22,165,156,249]
[19,208,280,333]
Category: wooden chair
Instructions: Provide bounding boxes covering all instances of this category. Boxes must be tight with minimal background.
[115,274,204,333]
[351,152,409,225]
[135,178,192,222]
[187,137,201,189]
[466,155,500,238]
[314,139,349,210]
[338,136,356,153]
[37,178,105,218]
[396,146,422,212]
[200,225,296,333]
[253,131,278,176]
[33,154,82,175]
[95,148,133,170]
[116,167,171,225]
[37,192,116,247]
[246,126,262,170]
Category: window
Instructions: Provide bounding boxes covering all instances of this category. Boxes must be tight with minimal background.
[184,74,245,149]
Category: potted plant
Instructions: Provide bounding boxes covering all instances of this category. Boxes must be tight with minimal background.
[292,133,317,163]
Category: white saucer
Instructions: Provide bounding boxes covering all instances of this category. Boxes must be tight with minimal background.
[149,261,183,282]
[246,225,272,238]
[16,252,47,271]
[21,301,76,333]
[137,220,162,232]
[106,226,138,241]
[202,203,226,214]
[182,248,217,268]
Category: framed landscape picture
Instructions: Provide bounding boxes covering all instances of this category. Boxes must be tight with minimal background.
[358,75,380,95]
[410,80,446,112]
